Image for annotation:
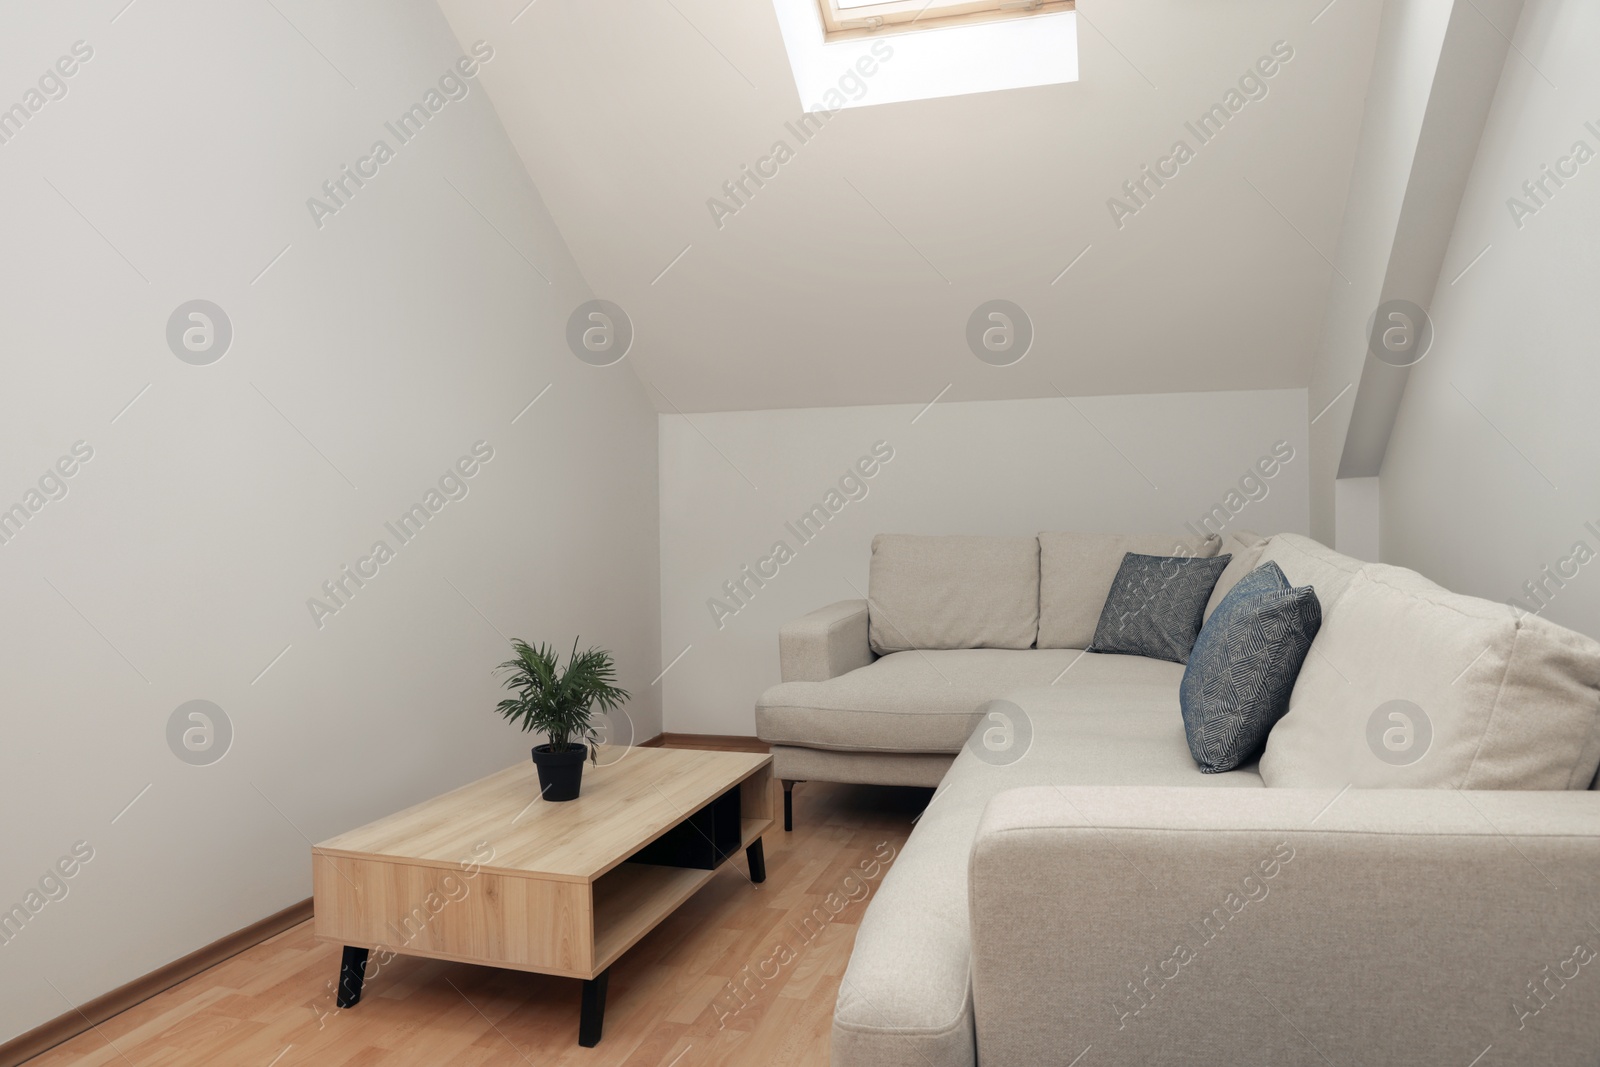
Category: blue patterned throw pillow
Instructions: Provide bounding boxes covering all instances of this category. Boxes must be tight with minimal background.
[1180,561,1322,773]
[1088,552,1232,664]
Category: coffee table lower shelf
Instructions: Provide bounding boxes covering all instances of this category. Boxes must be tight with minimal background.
[593,819,767,970]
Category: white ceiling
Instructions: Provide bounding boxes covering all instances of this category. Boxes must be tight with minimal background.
[437,0,1386,413]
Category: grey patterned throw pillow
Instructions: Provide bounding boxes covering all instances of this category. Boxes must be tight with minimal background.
[1088,552,1232,664]
[1180,560,1322,773]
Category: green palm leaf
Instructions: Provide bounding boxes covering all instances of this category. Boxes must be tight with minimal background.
[492,637,631,760]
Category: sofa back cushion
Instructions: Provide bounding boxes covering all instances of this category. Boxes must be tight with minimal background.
[867,534,1040,653]
[1038,531,1220,649]
[1256,532,1364,610]
[1261,563,1600,790]
[1203,529,1270,621]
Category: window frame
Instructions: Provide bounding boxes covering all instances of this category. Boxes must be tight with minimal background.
[816,0,1074,42]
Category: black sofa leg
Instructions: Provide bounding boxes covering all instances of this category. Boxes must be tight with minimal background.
[782,779,797,832]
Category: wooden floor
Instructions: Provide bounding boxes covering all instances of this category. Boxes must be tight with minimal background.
[28,771,930,1067]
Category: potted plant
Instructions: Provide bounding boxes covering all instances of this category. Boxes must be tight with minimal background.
[494,638,630,802]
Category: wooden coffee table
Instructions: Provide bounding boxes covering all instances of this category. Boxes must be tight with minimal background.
[311,746,772,1046]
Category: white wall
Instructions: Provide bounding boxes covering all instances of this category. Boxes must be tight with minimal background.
[660,390,1309,734]
[0,0,658,1044]
[1304,0,1454,543]
[1382,0,1600,638]
[1334,476,1381,562]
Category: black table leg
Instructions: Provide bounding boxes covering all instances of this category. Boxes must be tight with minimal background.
[782,779,796,832]
[746,837,766,883]
[579,969,610,1047]
[336,946,369,1008]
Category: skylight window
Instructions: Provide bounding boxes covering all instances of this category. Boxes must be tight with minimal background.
[772,0,1078,109]
[817,0,1074,42]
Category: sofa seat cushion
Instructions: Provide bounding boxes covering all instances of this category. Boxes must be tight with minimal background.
[867,534,1041,654]
[832,683,1262,1067]
[1037,531,1220,649]
[756,649,1188,755]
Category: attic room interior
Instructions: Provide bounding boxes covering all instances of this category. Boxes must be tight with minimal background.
[4,0,1599,1064]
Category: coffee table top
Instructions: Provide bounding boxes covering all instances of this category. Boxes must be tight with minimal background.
[314,746,770,884]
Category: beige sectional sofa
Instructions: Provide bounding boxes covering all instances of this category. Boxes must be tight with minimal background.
[754,531,1600,1067]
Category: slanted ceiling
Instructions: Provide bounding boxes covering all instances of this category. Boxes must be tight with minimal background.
[438,0,1385,413]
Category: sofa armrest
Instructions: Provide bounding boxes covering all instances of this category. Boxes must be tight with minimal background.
[968,786,1600,1067]
[778,599,875,682]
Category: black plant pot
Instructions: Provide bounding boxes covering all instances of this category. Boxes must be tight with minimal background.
[531,744,588,802]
